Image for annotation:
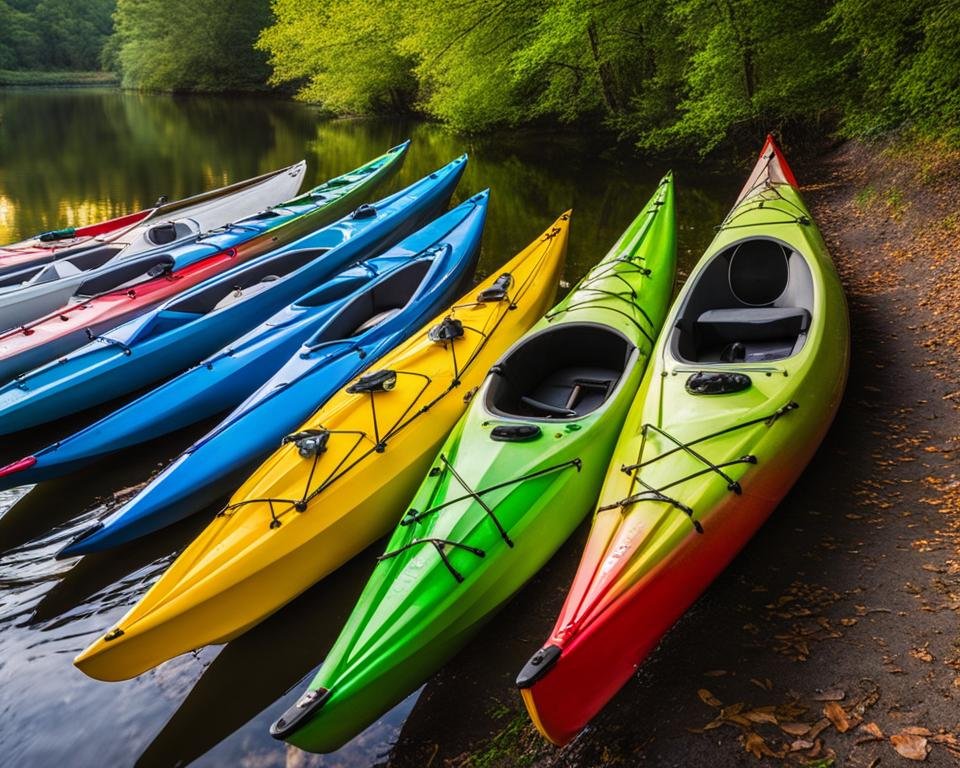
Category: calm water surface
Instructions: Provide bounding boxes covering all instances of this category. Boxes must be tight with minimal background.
[0,89,738,767]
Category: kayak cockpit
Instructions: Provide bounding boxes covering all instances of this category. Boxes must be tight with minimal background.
[486,323,634,420]
[671,237,813,364]
[0,246,124,289]
[305,259,433,346]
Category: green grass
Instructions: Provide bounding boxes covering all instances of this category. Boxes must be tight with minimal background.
[0,70,119,87]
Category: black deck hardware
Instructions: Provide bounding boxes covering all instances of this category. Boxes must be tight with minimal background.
[686,371,752,395]
[477,273,513,303]
[516,644,562,688]
[347,369,397,394]
[491,424,542,442]
[378,537,486,583]
[270,687,331,739]
[428,317,464,343]
[350,203,377,219]
[283,428,330,458]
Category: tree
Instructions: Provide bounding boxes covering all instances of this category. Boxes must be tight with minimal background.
[112,0,272,91]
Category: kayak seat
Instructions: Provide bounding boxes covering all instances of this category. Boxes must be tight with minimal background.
[76,254,176,297]
[696,307,810,363]
[486,323,634,420]
[671,237,815,364]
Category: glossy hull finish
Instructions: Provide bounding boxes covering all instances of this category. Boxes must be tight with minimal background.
[73,210,569,682]
[518,136,850,746]
[0,162,308,329]
[0,155,465,436]
[273,176,677,752]
[60,188,485,556]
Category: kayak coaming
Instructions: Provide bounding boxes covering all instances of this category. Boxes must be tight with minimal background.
[57,189,487,556]
[73,210,569,683]
[0,143,409,378]
[272,175,677,752]
[0,154,465,436]
[517,136,850,746]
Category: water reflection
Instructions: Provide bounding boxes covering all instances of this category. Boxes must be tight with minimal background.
[0,88,738,767]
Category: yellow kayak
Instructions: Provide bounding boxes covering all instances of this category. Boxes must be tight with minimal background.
[75,211,570,681]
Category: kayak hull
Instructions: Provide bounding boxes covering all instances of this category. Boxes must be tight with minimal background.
[518,135,850,745]
[0,153,463,436]
[0,143,408,377]
[59,186,483,556]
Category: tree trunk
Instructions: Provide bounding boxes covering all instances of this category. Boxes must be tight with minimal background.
[586,21,620,114]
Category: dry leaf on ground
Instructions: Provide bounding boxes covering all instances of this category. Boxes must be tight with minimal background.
[890,732,930,761]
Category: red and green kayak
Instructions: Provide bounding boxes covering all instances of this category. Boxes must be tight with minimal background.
[517,135,850,745]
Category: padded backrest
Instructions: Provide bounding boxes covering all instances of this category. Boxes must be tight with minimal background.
[728,240,789,306]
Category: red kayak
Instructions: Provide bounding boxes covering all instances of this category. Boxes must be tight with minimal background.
[516,136,849,745]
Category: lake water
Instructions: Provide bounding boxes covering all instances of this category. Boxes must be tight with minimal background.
[0,88,738,767]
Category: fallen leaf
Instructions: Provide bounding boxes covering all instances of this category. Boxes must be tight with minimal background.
[903,726,932,736]
[857,722,885,743]
[890,732,930,760]
[781,722,811,736]
[824,701,852,732]
[790,739,814,751]
[698,688,722,707]
[745,708,779,725]
[704,669,727,677]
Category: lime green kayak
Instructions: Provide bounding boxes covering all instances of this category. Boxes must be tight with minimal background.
[517,135,851,746]
[271,173,677,752]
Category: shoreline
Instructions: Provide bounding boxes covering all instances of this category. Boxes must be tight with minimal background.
[0,71,119,88]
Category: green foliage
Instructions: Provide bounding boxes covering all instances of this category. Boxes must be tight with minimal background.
[257,0,415,114]
[832,0,960,139]
[112,0,273,92]
[0,0,113,71]
[4,0,958,148]
[258,0,960,149]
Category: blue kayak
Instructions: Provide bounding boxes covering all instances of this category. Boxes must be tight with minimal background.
[0,155,468,436]
[57,190,489,557]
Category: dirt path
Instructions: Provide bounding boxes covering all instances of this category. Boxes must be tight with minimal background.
[384,139,960,767]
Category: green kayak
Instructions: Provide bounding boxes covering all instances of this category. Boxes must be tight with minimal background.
[270,173,677,752]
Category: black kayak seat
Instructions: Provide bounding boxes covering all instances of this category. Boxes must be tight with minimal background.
[695,306,811,363]
[486,323,634,420]
[696,306,810,342]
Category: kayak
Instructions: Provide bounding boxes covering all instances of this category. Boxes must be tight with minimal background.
[516,135,850,746]
[0,161,308,329]
[0,181,474,490]
[74,208,570,682]
[0,143,409,381]
[57,189,487,556]
[271,175,678,752]
[0,162,308,279]
[0,155,467,437]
